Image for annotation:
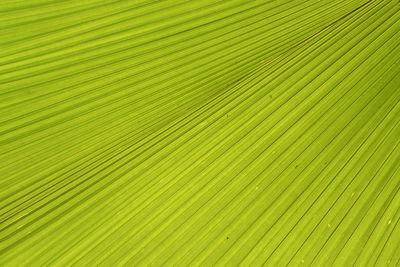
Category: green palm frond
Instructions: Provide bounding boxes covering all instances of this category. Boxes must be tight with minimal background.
[0,0,399,265]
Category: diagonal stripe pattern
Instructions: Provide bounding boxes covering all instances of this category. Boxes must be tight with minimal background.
[0,0,399,265]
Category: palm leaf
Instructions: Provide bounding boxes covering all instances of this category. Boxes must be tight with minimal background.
[0,0,399,265]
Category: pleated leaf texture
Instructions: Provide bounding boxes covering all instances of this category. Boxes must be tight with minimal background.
[0,0,399,266]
